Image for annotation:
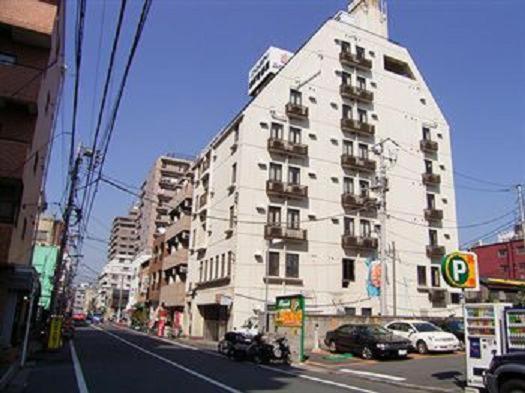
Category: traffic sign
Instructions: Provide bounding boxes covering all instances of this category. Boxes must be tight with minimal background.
[441,251,479,291]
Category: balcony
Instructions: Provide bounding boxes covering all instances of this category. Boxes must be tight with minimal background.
[424,208,443,222]
[267,138,308,158]
[422,173,441,186]
[420,139,438,153]
[264,225,307,242]
[339,84,374,103]
[341,235,378,251]
[340,118,375,137]
[341,193,377,211]
[285,102,309,120]
[341,154,376,173]
[426,245,446,258]
[165,215,191,240]
[339,51,372,70]
[266,180,308,200]
[159,282,185,307]
[195,276,231,290]
[162,248,189,270]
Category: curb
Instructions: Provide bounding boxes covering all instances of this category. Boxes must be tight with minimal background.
[0,362,19,392]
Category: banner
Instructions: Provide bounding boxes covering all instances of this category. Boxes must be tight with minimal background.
[275,295,304,328]
[48,316,62,350]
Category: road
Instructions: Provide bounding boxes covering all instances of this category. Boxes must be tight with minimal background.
[24,325,465,393]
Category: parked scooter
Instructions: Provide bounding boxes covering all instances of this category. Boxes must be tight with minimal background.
[218,331,291,364]
[271,336,291,364]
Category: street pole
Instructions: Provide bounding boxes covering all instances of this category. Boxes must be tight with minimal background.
[517,185,525,243]
[392,241,397,317]
[264,240,270,332]
[376,143,388,316]
[21,279,36,367]
[117,274,124,321]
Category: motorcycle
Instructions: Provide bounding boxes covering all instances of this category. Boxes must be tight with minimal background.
[271,336,291,364]
[218,331,253,360]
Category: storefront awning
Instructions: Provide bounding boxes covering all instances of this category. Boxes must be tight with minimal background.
[0,264,39,292]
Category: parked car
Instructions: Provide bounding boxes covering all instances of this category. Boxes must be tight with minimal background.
[385,320,460,354]
[324,324,411,360]
[484,352,525,393]
[430,319,465,350]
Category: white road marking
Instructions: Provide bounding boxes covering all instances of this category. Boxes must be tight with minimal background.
[259,365,380,393]
[69,340,89,393]
[340,369,406,382]
[94,326,241,393]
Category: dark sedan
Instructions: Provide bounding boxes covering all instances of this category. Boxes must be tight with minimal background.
[325,324,411,360]
[484,352,525,393]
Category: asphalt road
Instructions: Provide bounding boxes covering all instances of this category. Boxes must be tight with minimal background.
[24,325,465,393]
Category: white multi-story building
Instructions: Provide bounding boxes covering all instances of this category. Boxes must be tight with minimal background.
[96,256,133,314]
[186,0,460,340]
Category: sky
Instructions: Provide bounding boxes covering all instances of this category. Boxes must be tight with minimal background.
[45,0,525,281]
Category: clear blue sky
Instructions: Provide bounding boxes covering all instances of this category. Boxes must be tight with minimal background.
[45,0,525,280]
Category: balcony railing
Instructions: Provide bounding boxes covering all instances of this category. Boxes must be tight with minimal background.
[422,173,441,186]
[267,138,308,158]
[424,208,443,222]
[420,139,438,153]
[159,282,185,307]
[339,51,372,70]
[341,154,376,172]
[339,84,374,103]
[426,245,446,258]
[285,102,309,120]
[266,180,308,200]
[341,193,377,211]
[0,62,43,106]
[264,225,307,242]
[341,234,378,251]
[340,118,375,136]
[162,248,189,270]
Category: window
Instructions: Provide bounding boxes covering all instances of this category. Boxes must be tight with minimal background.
[270,123,283,139]
[268,206,281,225]
[288,167,300,185]
[341,41,351,53]
[285,254,299,278]
[290,89,302,105]
[342,259,355,288]
[215,256,220,279]
[231,163,237,184]
[359,180,369,197]
[383,55,415,79]
[358,144,368,159]
[417,266,427,287]
[0,52,16,66]
[451,293,461,304]
[342,104,352,119]
[429,229,438,246]
[343,177,354,194]
[287,209,300,229]
[289,127,301,144]
[344,217,354,235]
[431,266,440,287]
[227,252,233,276]
[341,72,351,86]
[422,127,431,141]
[425,160,433,174]
[269,163,282,182]
[344,307,356,316]
[229,206,235,229]
[356,46,365,60]
[361,307,372,317]
[497,249,507,258]
[268,252,280,277]
[360,220,371,237]
[221,254,225,277]
[357,76,366,90]
[427,194,435,209]
[357,108,367,123]
[342,140,353,155]
[0,178,23,224]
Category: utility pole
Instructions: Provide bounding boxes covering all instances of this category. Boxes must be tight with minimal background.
[374,142,388,316]
[117,274,124,321]
[392,241,397,317]
[517,185,525,243]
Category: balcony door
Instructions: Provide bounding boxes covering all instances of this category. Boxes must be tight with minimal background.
[344,217,354,236]
[287,209,300,229]
[290,89,302,106]
[289,127,301,144]
[288,167,300,185]
[269,163,282,182]
[268,206,281,226]
[271,123,283,139]
[343,177,354,194]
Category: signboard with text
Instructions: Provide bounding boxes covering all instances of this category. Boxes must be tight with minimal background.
[441,251,479,291]
[275,295,304,327]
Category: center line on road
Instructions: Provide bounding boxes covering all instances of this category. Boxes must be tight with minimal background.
[70,340,89,393]
[94,326,241,393]
[340,369,406,382]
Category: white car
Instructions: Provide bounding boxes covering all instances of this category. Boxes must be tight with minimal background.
[385,320,460,354]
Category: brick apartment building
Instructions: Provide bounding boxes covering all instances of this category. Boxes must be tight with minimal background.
[471,237,525,280]
[0,0,64,348]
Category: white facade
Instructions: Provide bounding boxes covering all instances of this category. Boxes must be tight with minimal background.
[187,0,460,339]
[96,255,133,311]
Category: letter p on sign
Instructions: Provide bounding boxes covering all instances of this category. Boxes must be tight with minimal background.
[442,251,479,291]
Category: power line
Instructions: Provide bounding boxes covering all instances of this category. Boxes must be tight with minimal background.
[460,219,517,249]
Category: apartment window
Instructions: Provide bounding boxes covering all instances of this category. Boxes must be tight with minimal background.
[227,252,233,276]
[359,180,369,197]
[0,178,23,224]
[431,266,440,287]
[271,123,283,139]
[497,249,507,258]
[0,52,16,66]
[289,127,301,144]
[341,41,351,53]
[268,206,281,225]
[199,261,203,282]
[360,220,371,237]
[343,177,354,194]
[290,89,302,105]
[344,307,356,316]
[285,254,299,278]
[288,167,300,185]
[342,104,352,120]
[357,76,366,90]
[425,160,433,174]
[356,46,365,59]
[208,259,213,281]
[269,163,282,182]
[229,206,235,229]
[344,217,354,235]
[427,193,436,209]
[287,209,300,229]
[342,258,355,288]
[417,266,427,287]
[361,308,372,317]
[357,108,367,123]
[451,293,461,304]
[341,72,351,86]
[215,256,220,279]
[358,143,368,159]
[429,229,438,246]
[422,127,431,141]
[231,163,237,184]
[268,252,280,277]
[221,254,226,278]
[342,140,353,155]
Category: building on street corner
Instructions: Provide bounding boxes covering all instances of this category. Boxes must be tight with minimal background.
[185,0,460,340]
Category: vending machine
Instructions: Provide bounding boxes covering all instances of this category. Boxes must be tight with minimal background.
[464,303,512,389]
[504,307,525,353]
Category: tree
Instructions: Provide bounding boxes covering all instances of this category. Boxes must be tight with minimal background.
[514,289,525,307]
